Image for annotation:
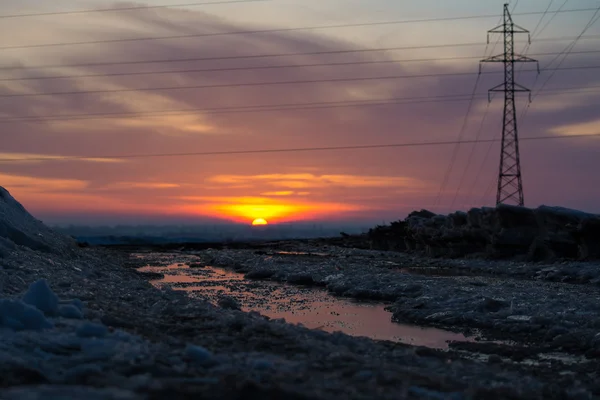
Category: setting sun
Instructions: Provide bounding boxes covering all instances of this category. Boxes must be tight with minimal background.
[252,218,268,226]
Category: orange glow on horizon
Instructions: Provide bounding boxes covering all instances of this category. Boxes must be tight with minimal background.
[177,196,363,223]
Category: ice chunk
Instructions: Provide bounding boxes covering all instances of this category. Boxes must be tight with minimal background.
[22,279,59,316]
[59,304,83,319]
[0,299,53,330]
[77,322,108,338]
[185,344,213,366]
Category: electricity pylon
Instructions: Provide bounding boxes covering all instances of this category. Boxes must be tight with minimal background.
[481,3,539,206]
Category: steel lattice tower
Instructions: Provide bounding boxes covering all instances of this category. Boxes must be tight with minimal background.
[481,3,538,206]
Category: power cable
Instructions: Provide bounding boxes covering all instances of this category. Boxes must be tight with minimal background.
[0,1,268,19]
[449,100,493,208]
[1,64,598,99]
[466,115,503,208]
[4,50,599,83]
[532,7,600,102]
[0,133,596,163]
[1,84,598,124]
[520,5,600,123]
[448,14,504,209]
[2,36,599,72]
[0,8,597,51]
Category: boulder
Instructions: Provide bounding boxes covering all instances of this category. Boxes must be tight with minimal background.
[0,187,75,254]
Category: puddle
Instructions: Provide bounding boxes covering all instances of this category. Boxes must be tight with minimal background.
[136,254,476,349]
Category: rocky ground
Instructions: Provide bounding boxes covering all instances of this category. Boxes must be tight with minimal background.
[1,185,600,399]
[3,243,600,400]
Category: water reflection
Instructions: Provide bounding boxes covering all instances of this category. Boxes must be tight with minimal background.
[138,258,473,349]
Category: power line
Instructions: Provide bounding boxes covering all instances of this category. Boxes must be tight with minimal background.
[0,8,597,51]
[466,116,503,208]
[0,1,268,19]
[1,133,597,163]
[0,93,476,123]
[452,14,504,208]
[534,0,569,39]
[519,5,600,123]
[0,42,485,71]
[532,7,600,102]
[437,8,506,208]
[2,36,599,72]
[3,50,599,83]
[1,84,598,124]
[1,64,598,99]
[434,72,482,207]
[517,0,555,60]
[449,100,493,208]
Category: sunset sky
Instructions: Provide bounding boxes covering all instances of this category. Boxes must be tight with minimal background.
[0,0,599,225]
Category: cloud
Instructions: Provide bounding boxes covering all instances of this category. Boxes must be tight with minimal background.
[549,119,600,137]
[0,2,599,222]
[0,153,124,164]
[260,191,295,196]
[209,173,428,189]
[173,195,363,222]
[0,173,88,192]
[104,182,181,189]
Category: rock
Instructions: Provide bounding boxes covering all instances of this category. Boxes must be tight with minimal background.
[287,274,314,285]
[591,333,600,349]
[479,297,509,313]
[218,296,241,311]
[488,355,503,364]
[0,187,75,253]
[354,370,374,381]
[22,279,59,316]
[101,314,134,328]
[245,269,275,280]
[552,333,581,348]
[507,315,531,322]
[0,362,49,386]
[544,327,569,341]
[185,345,214,367]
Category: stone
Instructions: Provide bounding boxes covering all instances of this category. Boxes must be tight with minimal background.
[478,297,509,313]
[244,269,275,280]
[217,296,241,311]
[287,274,314,285]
